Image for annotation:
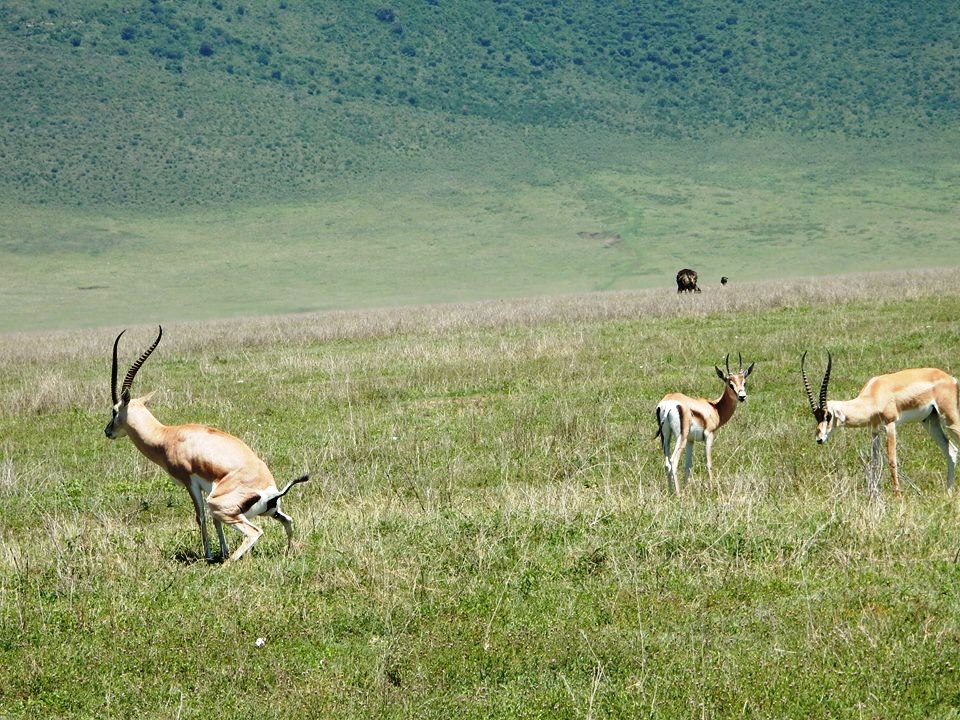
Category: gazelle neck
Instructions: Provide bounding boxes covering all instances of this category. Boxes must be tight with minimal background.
[124,403,171,461]
[712,384,740,428]
[826,398,874,428]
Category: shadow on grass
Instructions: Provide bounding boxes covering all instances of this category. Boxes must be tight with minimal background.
[172,548,224,565]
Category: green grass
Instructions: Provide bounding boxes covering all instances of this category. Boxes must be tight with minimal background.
[3,130,960,333]
[3,271,960,717]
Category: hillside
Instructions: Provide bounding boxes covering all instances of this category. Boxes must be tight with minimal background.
[2,0,959,208]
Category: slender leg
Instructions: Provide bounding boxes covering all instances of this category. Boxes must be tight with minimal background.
[703,431,714,484]
[683,441,694,481]
[924,415,957,490]
[213,518,229,560]
[940,418,960,476]
[867,432,883,497]
[662,409,684,495]
[668,435,686,495]
[221,516,264,564]
[668,406,690,495]
[187,481,212,561]
[660,415,678,493]
[270,510,295,553]
[885,422,901,497]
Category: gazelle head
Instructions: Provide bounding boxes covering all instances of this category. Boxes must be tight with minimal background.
[801,351,834,443]
[714,353,755,402]
[105,325,162,439]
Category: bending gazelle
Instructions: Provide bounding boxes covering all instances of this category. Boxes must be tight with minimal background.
[105,326,309,563]
[801,352,960,495]
[655,353,756,494]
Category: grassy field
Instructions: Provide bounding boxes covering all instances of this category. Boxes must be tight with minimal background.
[3,270,960,717]
[3,130,959,334]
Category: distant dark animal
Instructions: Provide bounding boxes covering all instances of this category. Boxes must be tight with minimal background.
[720,276,729,285]
[676,268,701,293]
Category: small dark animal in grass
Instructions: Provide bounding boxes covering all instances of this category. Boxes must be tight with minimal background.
[104,325,309,563]
[676,268,701,293]
[720,276,729,285]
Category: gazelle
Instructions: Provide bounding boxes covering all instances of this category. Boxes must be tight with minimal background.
[105,326,309,563]
[801,352,960,495]
[655,354,755,494]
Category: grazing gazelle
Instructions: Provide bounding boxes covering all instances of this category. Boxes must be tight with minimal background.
[655,354,755,494]
[105,326,309,563]
[801,352,960,495]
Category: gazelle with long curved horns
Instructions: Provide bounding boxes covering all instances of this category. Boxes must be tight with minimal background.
[801,352,960,496]
[105,326,309,563]
[655,354,756,494]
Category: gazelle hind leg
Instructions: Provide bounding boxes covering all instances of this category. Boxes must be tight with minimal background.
[222,516,264,564]
[269,509,295,552]
[937,384,960,490]
[667,405,691,495]
[658,407,682,495]
[924,415,958,489]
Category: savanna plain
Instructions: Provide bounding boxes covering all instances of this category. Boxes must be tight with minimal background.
[3,270,960,718]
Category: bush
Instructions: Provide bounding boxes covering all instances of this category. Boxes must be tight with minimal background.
[375,8,395,23]
[121,26,136,41]
[199,42,214,57]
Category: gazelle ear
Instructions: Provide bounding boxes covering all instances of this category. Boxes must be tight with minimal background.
[121,387,131,404]
[141,389,157,404]
[744,362,755,378]
[715,365,725,380]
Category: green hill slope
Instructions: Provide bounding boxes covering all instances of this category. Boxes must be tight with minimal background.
[2,0,958,208]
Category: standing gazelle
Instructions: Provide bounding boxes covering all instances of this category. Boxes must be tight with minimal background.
[655,354,755,494]
[105,326,309,563]
[801,352,960,495]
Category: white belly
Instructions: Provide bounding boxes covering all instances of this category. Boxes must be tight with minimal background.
[897,405,934,425]
[687,424,707,441]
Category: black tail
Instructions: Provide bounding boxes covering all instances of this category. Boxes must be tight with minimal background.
[654,407,664,440]
[277,473,310,498]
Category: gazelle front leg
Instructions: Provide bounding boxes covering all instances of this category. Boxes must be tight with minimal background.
[683,441,694,482]
[187,481,214,561]
[884,422,902,497]
[213,517,229,560]
[703,431,715,484]
[866,431,883,497]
